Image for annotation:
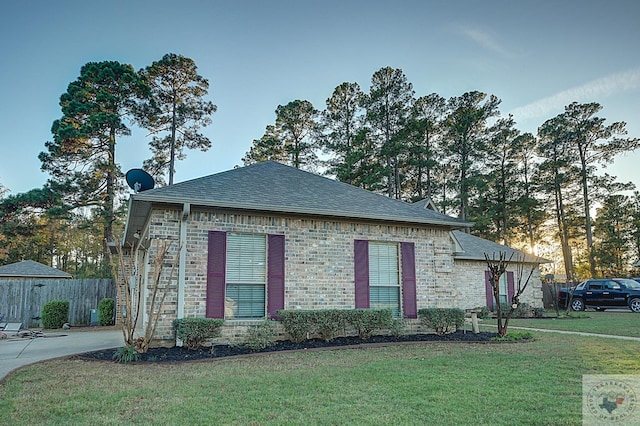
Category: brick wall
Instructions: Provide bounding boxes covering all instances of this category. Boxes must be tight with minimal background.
[450,260,544,309]
[137,206,543,343]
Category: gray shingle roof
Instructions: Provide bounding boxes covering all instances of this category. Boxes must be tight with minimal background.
[0,260,73,278]
[452,230,548,263]
[125,161,471,244]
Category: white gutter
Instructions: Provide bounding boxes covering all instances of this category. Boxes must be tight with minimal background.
[177,203,190,320]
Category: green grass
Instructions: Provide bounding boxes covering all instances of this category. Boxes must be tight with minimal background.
[494,310,640,337]
[1,332,640,425]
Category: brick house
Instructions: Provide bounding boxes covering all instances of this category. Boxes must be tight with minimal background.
[122,161,544,342]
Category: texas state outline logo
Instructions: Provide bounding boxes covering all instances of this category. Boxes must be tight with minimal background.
[583,375,639,425]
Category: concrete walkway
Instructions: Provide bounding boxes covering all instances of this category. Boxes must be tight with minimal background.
[0,328,123,382]
[507,326,640,342]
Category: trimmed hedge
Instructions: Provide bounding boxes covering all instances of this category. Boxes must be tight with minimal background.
[418,308,465,335]
[276,310,315,343]
[312,309,348,342]
[346,309,394,339]
[97,298,115,326]
[276,308,394,342]
[243,319,278,351]
[42,300,69,329]
[173,318,225,350]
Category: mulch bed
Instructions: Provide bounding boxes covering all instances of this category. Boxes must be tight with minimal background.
[75,331,501,363]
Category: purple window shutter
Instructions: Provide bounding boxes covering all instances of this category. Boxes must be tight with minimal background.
[267,234,285,319]
[206,231,226,318]
[354,240,370,308]
[485,270,494,311]
[507,271,515,304]
[401,242,417,319]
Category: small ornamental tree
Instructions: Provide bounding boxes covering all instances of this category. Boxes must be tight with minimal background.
[485,252,535,336]
[110,237,179,353]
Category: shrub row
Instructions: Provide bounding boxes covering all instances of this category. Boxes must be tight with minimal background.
[276,309,394,343]
[173,318,225,350]
[418,308,465,335]
[42,298,116,329]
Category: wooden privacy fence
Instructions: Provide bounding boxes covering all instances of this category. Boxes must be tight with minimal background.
[0,279,115,328]
[541,282,573,309]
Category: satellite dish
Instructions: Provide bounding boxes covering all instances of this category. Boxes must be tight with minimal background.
[125,169,155,192]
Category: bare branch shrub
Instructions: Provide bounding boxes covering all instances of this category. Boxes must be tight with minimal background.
[109,237,179,353]
[485,252,535,336]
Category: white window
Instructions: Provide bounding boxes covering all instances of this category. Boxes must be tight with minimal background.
[369,242,401,317]
[498,274,508,305]
[225,233,267,319]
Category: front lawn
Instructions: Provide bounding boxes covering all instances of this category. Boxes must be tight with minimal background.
[1,332,639,425]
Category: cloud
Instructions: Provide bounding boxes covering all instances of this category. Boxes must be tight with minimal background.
[511,68,640,122]
[459,26,513,58]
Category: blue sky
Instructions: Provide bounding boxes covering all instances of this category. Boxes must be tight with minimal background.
[1,0,639,195]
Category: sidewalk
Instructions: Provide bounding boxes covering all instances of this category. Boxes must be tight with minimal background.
[0,328,123,381]
[507,326,640,341]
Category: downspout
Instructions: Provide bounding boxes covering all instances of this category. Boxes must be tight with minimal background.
[178,203,190,320]
[133,230,150,336]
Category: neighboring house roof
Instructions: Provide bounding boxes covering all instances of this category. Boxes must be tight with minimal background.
[0,260,73,279]
[452,230,548,264]
[124,161,472,245]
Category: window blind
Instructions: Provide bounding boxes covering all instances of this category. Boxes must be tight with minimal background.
[225,233,267,319]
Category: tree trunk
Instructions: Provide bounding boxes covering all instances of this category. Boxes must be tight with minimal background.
[169,96,177,185]
[579,148,597,277]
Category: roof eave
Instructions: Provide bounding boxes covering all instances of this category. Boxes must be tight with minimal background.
[453,254,550,264]
[128,194,472,231]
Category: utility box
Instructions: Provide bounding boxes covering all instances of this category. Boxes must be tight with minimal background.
[90,309,98,326]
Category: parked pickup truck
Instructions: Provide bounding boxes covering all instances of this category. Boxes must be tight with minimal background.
[558,278,640,312]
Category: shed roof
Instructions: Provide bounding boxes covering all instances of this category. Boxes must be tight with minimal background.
[124,161,471,245]
[0,260,73,279]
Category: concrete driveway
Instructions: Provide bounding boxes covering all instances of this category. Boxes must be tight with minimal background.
[0,328,123,381]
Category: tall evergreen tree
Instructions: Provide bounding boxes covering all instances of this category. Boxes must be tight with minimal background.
[138,53,217,185]
[473,115,520,244]
[537,116,581,282]
[320,82,366,184]
[443,91,500,221]
[242,125,288,165]
[243,100,319,170]
[0,186,65,266]
[552,102,640,277]
[365,67,414,199]
[404,93,446,202]
[39,61,149,250]
[512,132,545,254]
[593,194,635,276]
[275,100,319,169]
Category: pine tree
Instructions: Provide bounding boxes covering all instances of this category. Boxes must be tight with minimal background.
[138,53,216,185]
[39,61,149,252]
